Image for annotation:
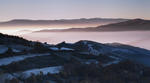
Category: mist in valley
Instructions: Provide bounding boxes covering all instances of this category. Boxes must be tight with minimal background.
[22,31,150,50]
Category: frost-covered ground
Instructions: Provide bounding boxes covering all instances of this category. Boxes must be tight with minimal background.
[0,53,50,66]
[0,66,61,83]
[49,47,74,51]
[102,60,120,67]
[13,66,62,79]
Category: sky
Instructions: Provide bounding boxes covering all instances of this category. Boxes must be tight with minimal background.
[0,0,150,21]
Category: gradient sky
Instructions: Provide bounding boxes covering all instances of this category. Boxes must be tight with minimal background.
[0,0,150,21]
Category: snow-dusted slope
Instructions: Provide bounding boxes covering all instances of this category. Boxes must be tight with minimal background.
[0,53,50,66]
[55,40,150,67]
[14,66,62,79]
[0,66,61,83]
[49,47,74,51]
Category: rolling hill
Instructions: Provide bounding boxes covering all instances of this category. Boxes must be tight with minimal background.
[34,19,150,32]
[1,33,150,83]
[0,18,127,29]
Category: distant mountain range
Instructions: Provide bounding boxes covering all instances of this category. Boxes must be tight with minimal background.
[0,18,128,29]
[34,19,150,32]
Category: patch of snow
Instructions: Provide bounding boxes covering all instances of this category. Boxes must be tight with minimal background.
[49,47,59,51]
[85,59,99,64]
[102,60,120,67]
[12,49,21,53]
[60,47,74,51]
[87,44,100,56]
[109,55,120,60]
[50,47,74,51]
[0,53,50,66]
[14,66,62,79]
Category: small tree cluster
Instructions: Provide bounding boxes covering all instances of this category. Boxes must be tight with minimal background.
[32,42,49,53]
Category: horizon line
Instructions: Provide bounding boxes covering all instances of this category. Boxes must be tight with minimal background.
[0,17,147,22]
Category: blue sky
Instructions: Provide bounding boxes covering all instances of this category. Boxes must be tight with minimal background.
[0,0,150,21]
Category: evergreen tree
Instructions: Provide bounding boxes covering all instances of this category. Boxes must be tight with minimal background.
[5,47,14,55]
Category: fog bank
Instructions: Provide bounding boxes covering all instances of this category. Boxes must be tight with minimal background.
[22,31,150,50]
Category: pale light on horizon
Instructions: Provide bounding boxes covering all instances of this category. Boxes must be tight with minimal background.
[0,0,150,21]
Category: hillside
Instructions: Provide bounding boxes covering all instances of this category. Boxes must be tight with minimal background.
[95,19,150,31]
[1,33,150,83]
[0,33,51,58]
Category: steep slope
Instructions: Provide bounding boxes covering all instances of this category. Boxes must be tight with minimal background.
[0,33,35,47]
[0,33,51,58]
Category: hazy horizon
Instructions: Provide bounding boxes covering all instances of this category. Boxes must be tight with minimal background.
[0,17,128,34]
[0,0,150,21]
[0,0,150,49]
[0,0,150,34]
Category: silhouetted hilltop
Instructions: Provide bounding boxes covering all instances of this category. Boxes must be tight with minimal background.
[0,33,33,45]
[99,19,150,27]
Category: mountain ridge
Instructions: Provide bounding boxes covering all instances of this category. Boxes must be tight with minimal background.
[34,19,150,32]
[0,18,128,29]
